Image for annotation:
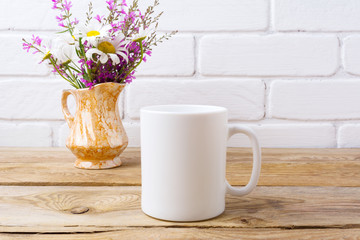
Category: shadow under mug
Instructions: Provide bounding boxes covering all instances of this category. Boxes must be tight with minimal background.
[140,105,261,222]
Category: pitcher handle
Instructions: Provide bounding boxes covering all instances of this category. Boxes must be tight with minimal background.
[61,90,75,128]
[226,125,261,196]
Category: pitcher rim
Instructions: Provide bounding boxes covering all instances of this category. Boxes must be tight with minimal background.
[63,82,126,92]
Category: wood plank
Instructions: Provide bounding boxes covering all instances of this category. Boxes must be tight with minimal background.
[1,228,360,240]
[0,186,359,233]
[0,148,360,186]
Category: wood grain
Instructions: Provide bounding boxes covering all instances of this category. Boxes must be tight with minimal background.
[0,148,360,186]
[0,186,359,233]
[1,228,360,240]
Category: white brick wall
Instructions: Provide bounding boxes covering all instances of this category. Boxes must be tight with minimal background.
[0,34,50,76]
[139,0,269,32]
[0,122,52,147]
[126,79,265,120]
[343,36,360,76]
[269,80,360,120]
[1,0,360,148]
[200,35,339,76]
[136,35,195,76]
[338,124,360,148]
[274,0,360,32]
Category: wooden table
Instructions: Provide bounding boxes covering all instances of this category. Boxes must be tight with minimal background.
[0,148,359,239]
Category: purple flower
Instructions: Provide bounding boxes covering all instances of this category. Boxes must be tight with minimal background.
[31,35,42,46]
[72,18,79,25]
[56,14,63,22]
[51,0,59,9]
[94,15,104,23]
[22,42,31,52]
[63,0,72,11]
[106,0,115,10]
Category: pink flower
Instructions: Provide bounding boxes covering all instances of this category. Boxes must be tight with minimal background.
[22,42,31,52]
[56,15,63,22]
[63,0,72,11]
[106,0,115,10]
[94,15,104,23]
[51,0,59,9]
[31,35,42,46]
[72,18,79,25]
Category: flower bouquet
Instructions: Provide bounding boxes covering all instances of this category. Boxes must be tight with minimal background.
[23,0,176,88]
[22,0,176,169]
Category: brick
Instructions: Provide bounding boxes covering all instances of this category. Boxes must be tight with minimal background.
[0,122,52,147]
[58,122,69,147]
[269,80,360,120]
[139,0,268,31]
[343,36,360,75]
[123,122,141,147]
[200,35,339,77]
[228,124,336,148]
[0,0,108,30]
[0,78,72,120]
[0,34,50,76]
[126,79,265,120]
[136,35,195,76]
[338,124,360,148]
[0,78,127,120]
[274,0,360,31]
[1,0,267,31]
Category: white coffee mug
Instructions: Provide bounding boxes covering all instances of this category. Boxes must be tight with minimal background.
[140,105,261,222]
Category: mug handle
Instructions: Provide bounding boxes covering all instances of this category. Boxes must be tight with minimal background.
[226,125,261,196]
[61,90,75,128]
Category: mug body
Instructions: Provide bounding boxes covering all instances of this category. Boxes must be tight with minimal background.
[141,105,228,221]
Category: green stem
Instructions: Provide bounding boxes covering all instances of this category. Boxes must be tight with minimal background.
[79,38,93,82]
[68,64,81,73]
[49,58,78,88]
[123,40,144,81]
[66,67,80,89]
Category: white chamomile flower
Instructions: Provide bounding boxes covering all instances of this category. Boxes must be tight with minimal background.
[78,22,111,46]
[132,28,152,42]
[86,35,129,65]
[51,36,76,65]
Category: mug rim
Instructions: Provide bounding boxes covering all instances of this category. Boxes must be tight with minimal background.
[140,104,227,115]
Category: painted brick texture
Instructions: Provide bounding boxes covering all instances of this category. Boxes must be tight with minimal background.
[338,125,360,148]
[126,79,265,121]
[343,36,360,76]
[269,80,360,120]
[200,35,339,77]
[139,0,268,31]
[1,1,360,148]
[274,0,360,31]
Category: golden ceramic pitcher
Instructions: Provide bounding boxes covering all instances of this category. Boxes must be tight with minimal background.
[61,82,128,169]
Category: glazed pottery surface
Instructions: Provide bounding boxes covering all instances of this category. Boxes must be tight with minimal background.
[62,82,128,169]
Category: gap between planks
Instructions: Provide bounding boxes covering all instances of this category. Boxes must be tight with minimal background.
[0,228,360,239]
[0,148,360,187]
